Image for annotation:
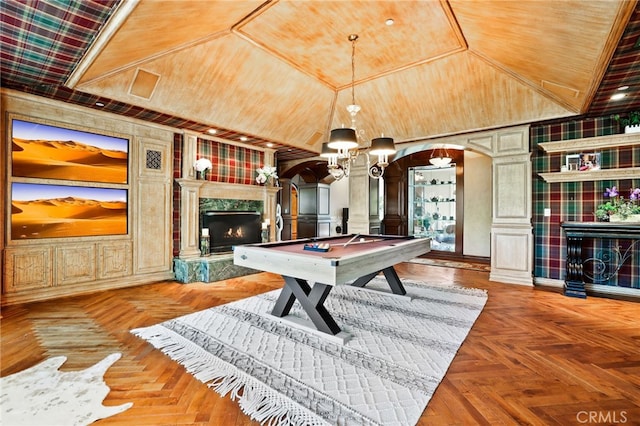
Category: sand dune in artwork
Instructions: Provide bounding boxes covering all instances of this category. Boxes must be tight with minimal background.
[12,138,127,183]
[12,197,126,239]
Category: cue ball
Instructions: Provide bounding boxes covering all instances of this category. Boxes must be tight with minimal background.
[359,238,365,242]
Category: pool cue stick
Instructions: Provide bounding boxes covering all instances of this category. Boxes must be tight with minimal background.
[328,238,384,248]
[343,233,360,247]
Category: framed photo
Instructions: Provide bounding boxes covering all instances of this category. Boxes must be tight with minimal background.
[565,154,581,171]
[11,119,129,184]
[578,152,600,171]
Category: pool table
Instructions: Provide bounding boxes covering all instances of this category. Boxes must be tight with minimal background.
[233,234,431,337]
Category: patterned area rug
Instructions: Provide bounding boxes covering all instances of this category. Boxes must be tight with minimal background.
[0,353,132,425]
[408,257,491,272]
[132,278,487,426]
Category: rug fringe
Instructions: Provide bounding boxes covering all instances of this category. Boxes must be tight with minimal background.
[131,325,329,426]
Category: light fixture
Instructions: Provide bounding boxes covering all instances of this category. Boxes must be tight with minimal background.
[326,34,396,180]
[429,145,452,167]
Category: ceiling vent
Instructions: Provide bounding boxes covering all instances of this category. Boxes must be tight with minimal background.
[129,68,160,100]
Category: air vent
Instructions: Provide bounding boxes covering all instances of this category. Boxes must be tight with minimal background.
[129,68,160,99]
[146,149,162,170]
[305,131,324,147]
[541,80,580,99]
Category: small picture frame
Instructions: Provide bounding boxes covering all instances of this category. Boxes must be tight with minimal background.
[578,152,600,171]
[565,154,580,171]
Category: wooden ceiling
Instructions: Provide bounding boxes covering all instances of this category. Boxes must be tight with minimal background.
[2,1,640,161]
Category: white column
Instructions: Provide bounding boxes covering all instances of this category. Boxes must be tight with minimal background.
[176,178,205,258]
[347,154,371,234]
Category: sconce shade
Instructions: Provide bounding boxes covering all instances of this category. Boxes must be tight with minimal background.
[320,142,339,157]
[369,137,396,155]
[328,128,358,150]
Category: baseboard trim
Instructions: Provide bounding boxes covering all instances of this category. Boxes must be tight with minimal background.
[534,277,639,300]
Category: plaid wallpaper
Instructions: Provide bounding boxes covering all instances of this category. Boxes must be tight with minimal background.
[172,136,266,256]
[532,117,640,288]
[196,139,264,185]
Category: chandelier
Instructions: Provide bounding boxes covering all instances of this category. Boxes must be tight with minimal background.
[321,34,396,180]
[429,145,452,167]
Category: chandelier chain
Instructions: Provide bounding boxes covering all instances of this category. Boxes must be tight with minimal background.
[350,34,357,106]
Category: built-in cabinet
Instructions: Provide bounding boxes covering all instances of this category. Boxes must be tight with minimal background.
[408,165,457,252]
[297,182,331,238]
[1,90,174,306]
[383,149,464,256]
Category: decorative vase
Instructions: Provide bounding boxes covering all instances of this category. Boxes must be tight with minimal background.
[609,214,640,223]
[624,124,640,134]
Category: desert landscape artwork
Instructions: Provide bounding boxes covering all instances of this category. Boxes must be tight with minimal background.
[11,119,128,183]
[11,183,127,239]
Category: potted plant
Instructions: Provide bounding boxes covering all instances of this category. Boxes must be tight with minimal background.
[613,111,640,134]
[595,186,640,222]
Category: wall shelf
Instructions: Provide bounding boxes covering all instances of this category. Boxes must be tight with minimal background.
[539,167,640,183]
[538,133,640,153]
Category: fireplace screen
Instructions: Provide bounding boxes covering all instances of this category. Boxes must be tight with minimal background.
[202,211,262,253]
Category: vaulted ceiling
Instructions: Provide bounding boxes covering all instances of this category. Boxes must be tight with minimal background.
[2,0,640,162]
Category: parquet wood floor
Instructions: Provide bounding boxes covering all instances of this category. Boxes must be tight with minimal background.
[2,263,639,425]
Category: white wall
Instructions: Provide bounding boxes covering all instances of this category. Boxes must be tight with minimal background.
[329,176,349,234]
[463,151,492,257]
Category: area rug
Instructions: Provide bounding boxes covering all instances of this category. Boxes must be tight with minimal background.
[408,257,491,272]
[132,277,488,426]
[0,352,132,425]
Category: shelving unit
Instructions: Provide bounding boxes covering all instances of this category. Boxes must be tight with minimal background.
[538,133,640,183]
[539,167,640,183]
[408,165,457,252]
[538,133,640,153]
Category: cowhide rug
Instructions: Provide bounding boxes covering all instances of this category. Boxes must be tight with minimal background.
[0,353,132,425]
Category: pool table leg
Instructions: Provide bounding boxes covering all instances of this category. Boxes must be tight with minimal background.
[272,276,341,335]
[351,266,407,295]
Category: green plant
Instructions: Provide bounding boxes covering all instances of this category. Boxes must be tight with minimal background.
[613,111,640,127]
[595,186,640,220]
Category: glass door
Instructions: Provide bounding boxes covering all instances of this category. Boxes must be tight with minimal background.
[408,165,456,252]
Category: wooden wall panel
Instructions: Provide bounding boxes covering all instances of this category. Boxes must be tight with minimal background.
[3,247,52,293]
[55,245,96,286]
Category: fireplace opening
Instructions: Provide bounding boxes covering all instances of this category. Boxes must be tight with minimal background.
[202,211,262,253]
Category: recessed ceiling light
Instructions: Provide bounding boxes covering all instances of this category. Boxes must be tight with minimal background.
[95,102,105,107]
[385,18,394,26]
[266,143,274,148]
[617,86,629,91]
[207,129,217,134]
[240,136,248,142]
[611,93,626,100]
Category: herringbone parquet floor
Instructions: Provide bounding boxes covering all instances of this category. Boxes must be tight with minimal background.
[2,263,639,425]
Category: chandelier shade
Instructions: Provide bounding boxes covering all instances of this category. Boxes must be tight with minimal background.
[320,142,339,157]
[328,128,358,150]
[369,137,396,155]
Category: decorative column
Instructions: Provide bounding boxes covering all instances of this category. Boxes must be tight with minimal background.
[176,178,205,258]
[489,129,534,286]
[347,154,371,234]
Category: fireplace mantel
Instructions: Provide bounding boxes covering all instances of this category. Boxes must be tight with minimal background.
[175,178,280,259]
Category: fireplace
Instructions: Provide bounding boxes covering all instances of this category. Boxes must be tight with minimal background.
[202,211,262,253]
